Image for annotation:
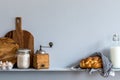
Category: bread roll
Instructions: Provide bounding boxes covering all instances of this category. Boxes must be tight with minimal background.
[80,56,102,69]
[0,37,19,64]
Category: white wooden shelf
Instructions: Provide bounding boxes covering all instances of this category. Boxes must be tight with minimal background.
[0,68,75,72]
[0,68,119,72]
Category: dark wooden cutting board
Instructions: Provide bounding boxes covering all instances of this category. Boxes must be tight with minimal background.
[5,17,34,67]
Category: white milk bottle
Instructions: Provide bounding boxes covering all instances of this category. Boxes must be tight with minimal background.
[110,34,120,68]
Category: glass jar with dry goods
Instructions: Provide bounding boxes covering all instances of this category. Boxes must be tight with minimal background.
[17,49,30,69]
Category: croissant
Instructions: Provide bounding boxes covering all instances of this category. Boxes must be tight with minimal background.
[80,56,103,69]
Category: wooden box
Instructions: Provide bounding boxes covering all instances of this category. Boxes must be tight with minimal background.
[33,54,49,69]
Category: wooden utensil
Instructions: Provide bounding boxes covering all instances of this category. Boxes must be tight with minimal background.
[5,17,34,67]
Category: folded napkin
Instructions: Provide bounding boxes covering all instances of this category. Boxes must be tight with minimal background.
[89,52,113,77]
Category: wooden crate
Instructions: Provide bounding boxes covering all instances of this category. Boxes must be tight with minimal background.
[33,54,49,69]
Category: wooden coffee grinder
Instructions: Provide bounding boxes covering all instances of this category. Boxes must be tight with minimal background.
[33,42,53,69]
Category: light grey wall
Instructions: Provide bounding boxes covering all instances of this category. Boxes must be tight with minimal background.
[0,0,120,80]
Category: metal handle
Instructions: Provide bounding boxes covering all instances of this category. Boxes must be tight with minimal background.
[39,42,53,51]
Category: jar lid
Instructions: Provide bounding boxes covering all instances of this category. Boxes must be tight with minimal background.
[17,49,31,53]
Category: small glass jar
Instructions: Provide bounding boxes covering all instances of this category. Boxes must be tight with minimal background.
[17,49,30,69]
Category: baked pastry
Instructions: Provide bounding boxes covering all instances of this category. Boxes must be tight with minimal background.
[0,37,19,64]
[80,56,103,69]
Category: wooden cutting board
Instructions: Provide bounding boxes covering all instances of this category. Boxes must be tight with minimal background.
[5,17,34,67]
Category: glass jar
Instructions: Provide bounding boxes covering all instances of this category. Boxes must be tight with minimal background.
[17,49,30,69]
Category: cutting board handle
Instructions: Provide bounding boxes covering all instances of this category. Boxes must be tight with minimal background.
[15,17,23,48]
[16,17,22,31]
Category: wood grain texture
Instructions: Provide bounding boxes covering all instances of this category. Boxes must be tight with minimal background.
[33,54,49,69]
[4,17,34,67]
[0,37,19,64]
[15,17,24,48]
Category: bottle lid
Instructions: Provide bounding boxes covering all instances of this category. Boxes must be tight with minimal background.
[113,34,119,41]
